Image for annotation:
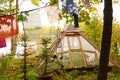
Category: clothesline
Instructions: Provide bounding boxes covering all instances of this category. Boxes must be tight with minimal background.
[0,2,49,17]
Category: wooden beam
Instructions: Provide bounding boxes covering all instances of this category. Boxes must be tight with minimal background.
[67,36,74,68]
[94,50,99,65]
[78,36,88,67]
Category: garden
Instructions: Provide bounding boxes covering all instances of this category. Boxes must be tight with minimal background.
[0,0,120,80]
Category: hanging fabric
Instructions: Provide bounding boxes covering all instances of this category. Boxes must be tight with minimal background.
[61,0,79,15]
[46,6,61,23]
[0,15,19,39]
[0,39,6,48]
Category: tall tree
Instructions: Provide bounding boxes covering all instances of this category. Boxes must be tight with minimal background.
[97,0,113,80]
[11,0,18,55]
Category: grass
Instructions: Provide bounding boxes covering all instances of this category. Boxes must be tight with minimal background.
[1,50,120,80]
[0,55,38,80]
[53,69,120,80]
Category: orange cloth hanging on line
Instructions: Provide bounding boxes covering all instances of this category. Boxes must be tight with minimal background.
[0,15,19,39]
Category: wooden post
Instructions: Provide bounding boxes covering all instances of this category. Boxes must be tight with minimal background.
[78,37,87,67]
[67,36,74,68]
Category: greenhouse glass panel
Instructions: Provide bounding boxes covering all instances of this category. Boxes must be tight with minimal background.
[85,52,97,66]
[79,36,95,51]
[57,43,63,53]
[62,37,68,51]
[72,52,84,68]
[58,53,70,68]
[69,37,80,49]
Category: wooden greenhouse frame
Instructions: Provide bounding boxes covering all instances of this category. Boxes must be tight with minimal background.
[48,24,113,69]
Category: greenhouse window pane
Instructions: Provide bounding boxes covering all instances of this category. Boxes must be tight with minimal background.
[80,36,95,51]
[58,53,70,68]
[57,43,63,53]
[62,37,68,51]
[72,52,84,68]
[69,37,80,49]
[85,52,97,66]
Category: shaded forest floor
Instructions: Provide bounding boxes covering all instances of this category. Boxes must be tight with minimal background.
[0,56,120,80]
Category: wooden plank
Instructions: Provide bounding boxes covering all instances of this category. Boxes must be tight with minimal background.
[94,49,99,65]
[78,36,88,67]
[70,49,96,53]
[57,49,96,54]
[49,31,66,54]
[67,36,74,68]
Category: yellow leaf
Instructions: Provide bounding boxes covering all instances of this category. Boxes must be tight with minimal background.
[89,7,97,12]
[94,0,100,4]
[31,0,40,7]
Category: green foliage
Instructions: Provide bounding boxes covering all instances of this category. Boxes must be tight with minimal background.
[113,72,120,78]
[0,56,11,73]
[108,72,120,80]
[80,70,88,75]
[39,48,50,58]
[79,8,90,25]
[40,26,60,35]
[0,0,29,22]
[93,0,101,4]
[50,0,58,6]
[0,0,7,4]
[0,0,4,4]
[38,37,52,75]
[0,56,37,80]
[17,13,28,22]
[54,69,98,80]
[0,0,15,14]
[0,7,16,15]
[24,26,59,43]
[0,8,7,15]
[31,0,40,7]
[10,0,14,3]
[70,70,80,77]
[39,37,52,58]
[110,23,120,60]
[113,0,119,4]
[61,0,100,25]
[34,26,41,30]
[27,69,36,80]
[61,8,73,24]
[40,37,52,46]
[112,24,120,46]
[84,16,103,47]
[61,5,91,25]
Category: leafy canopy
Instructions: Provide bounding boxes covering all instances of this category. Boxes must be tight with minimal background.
[31,0,40,7]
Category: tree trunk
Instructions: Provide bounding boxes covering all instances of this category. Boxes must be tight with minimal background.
[97,0,113,80]
[11,0,18,54]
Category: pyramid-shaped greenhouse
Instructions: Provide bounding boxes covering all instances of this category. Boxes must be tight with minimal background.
[49,24,113,69]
